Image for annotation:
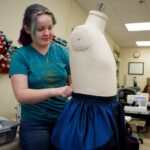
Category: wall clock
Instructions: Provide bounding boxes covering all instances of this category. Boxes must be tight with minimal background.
[133,51,140,58]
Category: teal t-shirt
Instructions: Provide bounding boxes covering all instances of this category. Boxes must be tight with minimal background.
[9,42,70,123]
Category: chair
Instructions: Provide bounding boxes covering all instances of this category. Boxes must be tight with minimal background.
[117,87,137,107]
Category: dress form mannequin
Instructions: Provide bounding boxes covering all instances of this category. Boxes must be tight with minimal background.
[69,10,117,96]
[51,10,126,150]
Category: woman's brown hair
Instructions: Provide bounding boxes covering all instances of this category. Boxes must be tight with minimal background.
[18,4,56,46]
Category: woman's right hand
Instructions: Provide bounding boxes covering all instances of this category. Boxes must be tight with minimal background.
[57,86,73,98]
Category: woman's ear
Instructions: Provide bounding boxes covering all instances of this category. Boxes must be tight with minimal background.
[24,25,31,34]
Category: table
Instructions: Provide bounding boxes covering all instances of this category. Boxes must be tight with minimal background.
[125,111,150,126]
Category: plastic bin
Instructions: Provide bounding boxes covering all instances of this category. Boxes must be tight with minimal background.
[0,120,19,145]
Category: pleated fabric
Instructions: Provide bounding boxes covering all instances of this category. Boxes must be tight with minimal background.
[51,93,126,150]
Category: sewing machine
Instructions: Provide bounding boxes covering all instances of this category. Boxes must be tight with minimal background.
[124,93,149,113]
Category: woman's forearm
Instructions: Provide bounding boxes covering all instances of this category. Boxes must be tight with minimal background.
[14,86,72,104]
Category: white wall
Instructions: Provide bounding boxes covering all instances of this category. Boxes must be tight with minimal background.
[119,47,150,91]
[0,74,17,119]
[0,0,87,119]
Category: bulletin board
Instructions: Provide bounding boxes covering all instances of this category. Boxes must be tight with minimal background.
[128,62,144,75]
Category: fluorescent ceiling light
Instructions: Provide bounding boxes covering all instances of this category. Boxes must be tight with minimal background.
[125,22,150,31]
[136,41,150,46]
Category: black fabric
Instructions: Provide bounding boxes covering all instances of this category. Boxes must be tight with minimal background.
[125,121,139,150]
[126,136,139,150]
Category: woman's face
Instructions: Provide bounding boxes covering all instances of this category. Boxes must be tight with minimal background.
[31,14,53,47]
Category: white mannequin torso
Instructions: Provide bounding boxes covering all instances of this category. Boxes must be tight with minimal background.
[69,10,117,97]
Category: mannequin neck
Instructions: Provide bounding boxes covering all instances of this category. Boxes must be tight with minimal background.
[85,10,108,32]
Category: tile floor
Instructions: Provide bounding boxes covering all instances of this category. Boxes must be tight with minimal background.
[140,138,150,150]
[140,131,150,150]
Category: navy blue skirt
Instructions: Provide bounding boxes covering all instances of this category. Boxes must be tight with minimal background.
[51,93,126,150]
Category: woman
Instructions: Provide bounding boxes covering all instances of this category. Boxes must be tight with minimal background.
[9,4,72,150]
[143,84,150,101]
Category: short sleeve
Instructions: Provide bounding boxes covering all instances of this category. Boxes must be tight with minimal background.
[9,49,28,76]
[62,47,71,76]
